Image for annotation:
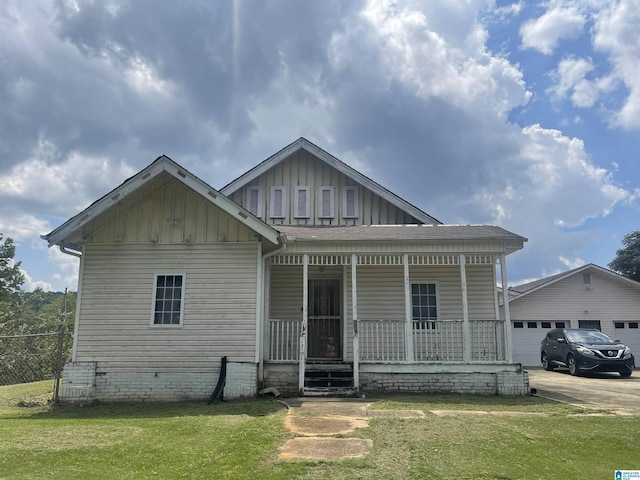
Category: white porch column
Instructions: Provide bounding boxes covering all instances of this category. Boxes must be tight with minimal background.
[403,254,414,363]
[459,254,471,363]
[500,253,514,363]
[299,254,309,394]
[351,254,359,393]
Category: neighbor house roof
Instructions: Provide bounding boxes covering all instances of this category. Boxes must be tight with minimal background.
[220,137,442,225]
[42,156,281,251]
[507,263,640,301]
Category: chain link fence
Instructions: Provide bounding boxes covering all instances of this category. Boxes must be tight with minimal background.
[0,328,66,408]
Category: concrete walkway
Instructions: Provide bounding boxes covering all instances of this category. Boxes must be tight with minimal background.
[278,398,424,461]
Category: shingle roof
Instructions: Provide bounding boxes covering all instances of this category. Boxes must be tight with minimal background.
[278,224,526,243]
[508,263,640,298]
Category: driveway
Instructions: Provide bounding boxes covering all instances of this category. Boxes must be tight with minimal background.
[526,367,640,415]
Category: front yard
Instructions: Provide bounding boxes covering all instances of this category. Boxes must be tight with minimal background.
[1,382,638,479]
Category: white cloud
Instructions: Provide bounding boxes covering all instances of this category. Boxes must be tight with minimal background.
[520,6,585,54]
[559,256,586,269]
[47,247,80,291]
[593,0,640,129]
[20,269,53,292]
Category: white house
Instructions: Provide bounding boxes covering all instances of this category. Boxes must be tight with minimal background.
[43,138,530,402]
[505,264,640,366]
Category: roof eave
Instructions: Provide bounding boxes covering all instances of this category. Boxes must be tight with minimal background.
[43,156,280,249]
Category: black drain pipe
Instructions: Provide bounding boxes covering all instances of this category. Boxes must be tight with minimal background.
[208,356,227,404]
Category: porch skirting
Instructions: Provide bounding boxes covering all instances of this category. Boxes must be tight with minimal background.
[264,363,530,396]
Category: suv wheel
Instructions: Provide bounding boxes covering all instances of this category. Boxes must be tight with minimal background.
[567,354,580,376]
[619,367,633,378]
[541,352,554,371]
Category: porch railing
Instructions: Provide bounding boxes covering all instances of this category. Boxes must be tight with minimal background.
[267,318,507,363]
[358,320,406,362]
[268,319,302,362]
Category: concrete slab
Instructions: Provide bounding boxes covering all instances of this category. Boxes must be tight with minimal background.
[279,437,373,461]
[284,415,369,436]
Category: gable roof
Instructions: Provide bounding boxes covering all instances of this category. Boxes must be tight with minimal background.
[42,156,281,251]
[507,263,640,301]
[220,137,442,225]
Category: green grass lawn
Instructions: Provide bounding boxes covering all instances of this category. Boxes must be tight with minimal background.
[1,383,638,480]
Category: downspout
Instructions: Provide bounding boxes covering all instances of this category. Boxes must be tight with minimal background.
[57,244,83,362]
[258,233,288,386]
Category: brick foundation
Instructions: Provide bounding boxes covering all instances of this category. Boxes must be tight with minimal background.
[59,361,258,403]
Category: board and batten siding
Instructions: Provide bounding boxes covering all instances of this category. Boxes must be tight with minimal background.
[76,243,259,372]
[83,172,257,245]
[228,149,424,226]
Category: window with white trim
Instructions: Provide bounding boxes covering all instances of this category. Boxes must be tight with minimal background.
[294,186,310,218]
[269,186,286,218]
[151,274,185,326]
[342,186,358,218]
[411,283,438,329]
[245,186,262,218]
[318,186,334,218]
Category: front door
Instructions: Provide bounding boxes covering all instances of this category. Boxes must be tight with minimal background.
[308,279,341,360]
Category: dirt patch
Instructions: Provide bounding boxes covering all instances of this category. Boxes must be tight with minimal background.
[279,437,373,461]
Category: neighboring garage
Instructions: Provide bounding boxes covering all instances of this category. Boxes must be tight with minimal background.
[511,320,567,367]
[502,264,640,367]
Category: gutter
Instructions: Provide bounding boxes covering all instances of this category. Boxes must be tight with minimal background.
[59,245,82,258]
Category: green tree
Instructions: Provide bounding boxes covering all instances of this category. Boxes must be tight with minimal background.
[0,233,24,301]
[608,230,640,282]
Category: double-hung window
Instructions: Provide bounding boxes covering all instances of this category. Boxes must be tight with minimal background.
[151,274,185,326]
[411,283,438,329]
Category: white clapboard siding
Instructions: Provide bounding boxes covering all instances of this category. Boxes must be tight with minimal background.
[227,149,424,226]
[76,243,259,372]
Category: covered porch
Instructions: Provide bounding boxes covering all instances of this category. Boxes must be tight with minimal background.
[260,249,520,396]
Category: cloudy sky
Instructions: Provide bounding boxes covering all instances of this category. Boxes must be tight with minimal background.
[1,0,639,292]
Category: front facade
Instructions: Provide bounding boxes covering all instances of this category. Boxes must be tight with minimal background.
[504,264,640,366]
[44,138,529,402]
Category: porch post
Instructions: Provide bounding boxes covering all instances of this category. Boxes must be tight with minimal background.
[500,253,514,363]
[459,254,471,362]
[299,254,309,394]
[351,254,359,394]
[403,254,413,363]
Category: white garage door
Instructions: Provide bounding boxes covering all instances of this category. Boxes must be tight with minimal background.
[613,322,640,359]
[511,321,569,366]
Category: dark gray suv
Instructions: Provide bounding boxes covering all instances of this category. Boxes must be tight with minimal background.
[541,328,635,377]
